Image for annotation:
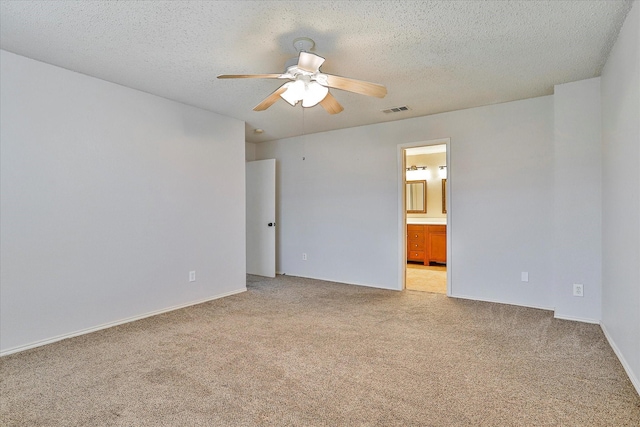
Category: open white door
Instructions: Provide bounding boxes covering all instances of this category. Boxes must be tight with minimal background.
[246,159,276,277]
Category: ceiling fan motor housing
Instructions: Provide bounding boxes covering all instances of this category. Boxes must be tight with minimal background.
[284,56,301,72]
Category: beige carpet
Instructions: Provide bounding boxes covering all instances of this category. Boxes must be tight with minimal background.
[1,275,639,426]
[406,263,447,294]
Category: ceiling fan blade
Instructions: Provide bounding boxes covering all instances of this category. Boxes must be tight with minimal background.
[253,85,288,111]
[217,74,283,79]
[319,92,344,114]
[297,52,325,73]
[324,74,387,98]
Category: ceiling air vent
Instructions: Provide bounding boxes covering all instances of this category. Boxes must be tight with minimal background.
[382,106,410,114]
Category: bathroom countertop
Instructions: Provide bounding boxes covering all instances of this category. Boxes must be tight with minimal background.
[407,218,447,225]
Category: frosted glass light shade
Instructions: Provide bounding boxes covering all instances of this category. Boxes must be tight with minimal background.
[302,82,328,107]
[406,169,421,181]
[280,79,329,108]
[280,80,306,106]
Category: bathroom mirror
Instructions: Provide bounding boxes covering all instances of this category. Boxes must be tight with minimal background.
[442,179,447,214]
[406,180,427,213]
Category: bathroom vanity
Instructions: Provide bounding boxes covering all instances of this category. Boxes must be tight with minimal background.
[407,222,447,265]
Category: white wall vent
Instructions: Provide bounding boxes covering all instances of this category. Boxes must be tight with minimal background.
[382,106,410,114]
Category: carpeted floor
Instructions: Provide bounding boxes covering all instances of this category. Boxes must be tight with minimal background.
[406,263,447,294]
[1,274,639,426]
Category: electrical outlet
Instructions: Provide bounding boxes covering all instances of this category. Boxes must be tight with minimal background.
[302,253,307,261]
[521,272,529,282]
[189,271,196,282]
[573,284,583,297]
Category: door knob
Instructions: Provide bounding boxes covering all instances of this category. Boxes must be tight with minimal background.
[268,222,276,227]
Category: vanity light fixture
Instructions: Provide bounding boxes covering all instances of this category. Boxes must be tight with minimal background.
[406,165,429,181]
[438,165,447,179]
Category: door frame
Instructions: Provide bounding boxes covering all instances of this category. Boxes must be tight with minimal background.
[397,138,451,295]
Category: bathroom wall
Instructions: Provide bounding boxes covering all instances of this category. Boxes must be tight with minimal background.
[406,152,447,220]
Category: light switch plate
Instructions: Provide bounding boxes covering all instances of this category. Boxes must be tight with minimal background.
[521,272,529,282]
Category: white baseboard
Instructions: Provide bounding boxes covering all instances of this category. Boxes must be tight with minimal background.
[450,293,554,312]
[452,295,602,325]
[553,313,600,324]
[0,288,246,357]
[601,323,640,396]
[276,272,400,291]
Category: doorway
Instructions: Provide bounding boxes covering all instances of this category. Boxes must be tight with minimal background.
[398,139,450,295]
[246,159,277,278]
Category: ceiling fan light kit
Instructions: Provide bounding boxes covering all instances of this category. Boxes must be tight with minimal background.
[218,37,386,114]
[280,78,329,107]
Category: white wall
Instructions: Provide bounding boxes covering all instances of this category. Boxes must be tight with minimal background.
[553,78,602,322]
[0,50,246,353]
[246,142,257,161]
[256,95,555,310]
[600,2,640,393]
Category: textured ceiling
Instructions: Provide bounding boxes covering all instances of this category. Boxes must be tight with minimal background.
[0,1,633,143]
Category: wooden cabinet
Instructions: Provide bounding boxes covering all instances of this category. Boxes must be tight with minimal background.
[407,224,446,265]
[407,225,425,262]
[427,225,446,264]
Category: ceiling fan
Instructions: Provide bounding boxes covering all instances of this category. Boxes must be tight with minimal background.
[217,37,387,114]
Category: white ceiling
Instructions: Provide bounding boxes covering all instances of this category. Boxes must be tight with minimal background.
[0,1,633,143]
